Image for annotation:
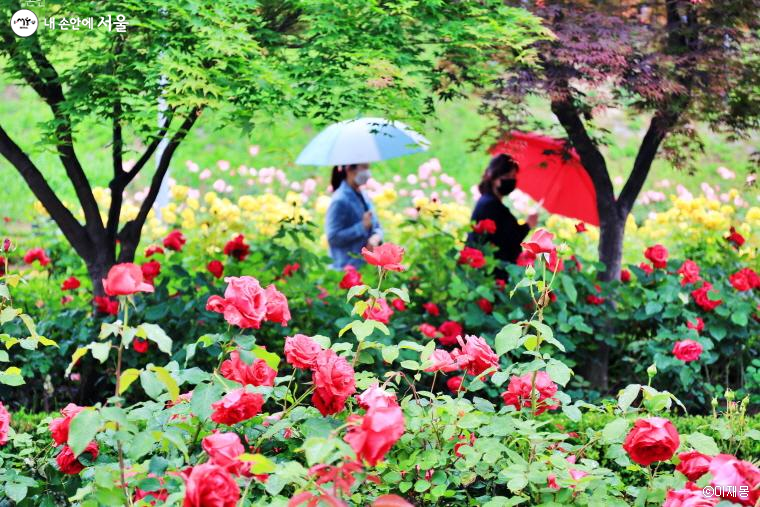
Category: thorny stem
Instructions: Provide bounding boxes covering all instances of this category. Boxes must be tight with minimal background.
[255,387,314,448]
[115,297,132,507]
[351,268,386,368]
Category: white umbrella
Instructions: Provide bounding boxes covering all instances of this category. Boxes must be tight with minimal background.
[295,117,430,166]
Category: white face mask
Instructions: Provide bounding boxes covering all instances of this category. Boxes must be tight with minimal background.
[354,169,371,186]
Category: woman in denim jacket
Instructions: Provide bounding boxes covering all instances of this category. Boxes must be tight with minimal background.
[325,163,383,269]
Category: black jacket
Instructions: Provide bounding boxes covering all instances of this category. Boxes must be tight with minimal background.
[468,193,530,264]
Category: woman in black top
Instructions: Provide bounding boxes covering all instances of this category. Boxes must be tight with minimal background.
[469,154,538,266]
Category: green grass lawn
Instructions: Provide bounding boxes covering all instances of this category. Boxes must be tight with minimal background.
[1,77,756,221]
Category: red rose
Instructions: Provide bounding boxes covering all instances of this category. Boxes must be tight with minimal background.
[639,262,654,275]
[61,276,81,291]
[422,302,440,316]
[264,284,291,326]
[284,334,323,369]
[23,247,51,267]
[691,282,722,312]
[521,229,555,255]
[356,383,398,410]
[311,349,356,416]
[725,226,745,248]
[446,376,464,393]
[49,403,85,445]
[663,481,718,507]
[221,351,277,387]
[676,260,701,286]
[473,219,497,234]
[477,298,493,314]
[686,317,704,333]
[516,250,536,267]
[163,230,187,252]
[339,265,363,289]
[363,298,394,324]
[620,269,632,283]
[133,338,149,353]
[202,432,248,475]
[729,268,760,292]
[102,263,154,296]
[94,296,119,316]
[362,243,405,272]
[676,451,712,481]
[575,222,587,233]
[1,238,11,252]
[424,349,458,373]
[182,463,241,507]
[344,405,405,466]
[145,245,164,257]
[0,256,5,277]
[437,321,463,346]
[500,371,559,415]
[672,339,703,362]
[390,298,406,311]
[206,276,268,329]
[223,234,250,261]
[547,250,564,272]
[458,247,486,269]
[282,263,300,278]
[419,323,438,338]
[56,441,99,475]
[586,285,605,305]
[0,402,10,446]
[210,388,264,425]
[622,417,680,466]
[458,335,498,376]
[141,260,161,285]
[644,244,668,269]
[207,260,224,279]
[709,454,760,506]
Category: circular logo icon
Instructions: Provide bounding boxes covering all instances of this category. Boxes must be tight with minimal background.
[11,9,38,37]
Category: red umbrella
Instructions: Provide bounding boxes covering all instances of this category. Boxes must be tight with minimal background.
[490,131,599,226]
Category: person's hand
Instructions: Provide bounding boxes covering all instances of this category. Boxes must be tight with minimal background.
[526,213,539,228]
[368,233,382,248]
[362,211,373,230]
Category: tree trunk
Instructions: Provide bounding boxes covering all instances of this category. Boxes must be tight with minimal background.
[85,242,116,297]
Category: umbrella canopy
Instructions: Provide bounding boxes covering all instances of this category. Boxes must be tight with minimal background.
[490,131,599,226]
[295,117,430,166]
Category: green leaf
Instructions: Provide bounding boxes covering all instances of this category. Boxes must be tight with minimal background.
[495,324,522,356]
[0,307,20,324]
[5,483,27,502]
[65,347,89,376]
[381,345,399,363]
[311,335,331,349]
[562,404,582,422]
[560,275,577,304]
[303,437,334,466]
[386,287,409,303]
[618,384,640,412]
[137,323,173,354]
[239,453,277,474]
[0,366,24,386]
[546,360,572,387]
[602,418,629,443]
[507,475,528,492]
[400,360,420,370]
[346,284,369,302]
[119,368,141,395]
[414,480,431,492]
[89,342,112,363]
[128,432,156,461]
[140,370,164,399]
[645,302,663,316]
[252,347,280,369]
[149,366,180,401]
[685,433,720,455]
[730,312,748,327]
[352,320,375,342]
[191,382,222,421]
[68,409,102,457]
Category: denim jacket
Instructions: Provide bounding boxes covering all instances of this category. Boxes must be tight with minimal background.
[325,180,383,269]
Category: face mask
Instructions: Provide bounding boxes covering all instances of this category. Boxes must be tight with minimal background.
[354,169,371,186]
[498,178,516,195]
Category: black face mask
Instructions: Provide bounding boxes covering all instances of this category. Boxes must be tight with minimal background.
[497,178,516,195]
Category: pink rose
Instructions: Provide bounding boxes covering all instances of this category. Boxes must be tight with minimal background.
[622,417,680,466]
[676,451,711,481]
[0,402,9,446]
[663,481,718,507]
[458,335,498,376]
[102,263,154,296]
[424,349,459,373]
[220,351,277,387]
[644,244,668,269]
[344,405,405,466]
[202,432,248,475]
[521,229,555,255]
[500,371,559,415]
[284,334,323,369]
[363,298,394,324]
[709,454,760,506]
[210,388,264,425]
[362,243,405,272]
[182,463,240,507]
[206,276,267,329]
[356,384,398,410]
[673,340,703,362]
[311,349,356,416]
[264,284,291,326]
[372,495,414,507]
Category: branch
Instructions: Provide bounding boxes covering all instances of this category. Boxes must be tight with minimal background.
[0,124,92,258]
[549,95,617,216]
[117,108,201,260]
[119,109,175,188]
[107,98,124,244]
